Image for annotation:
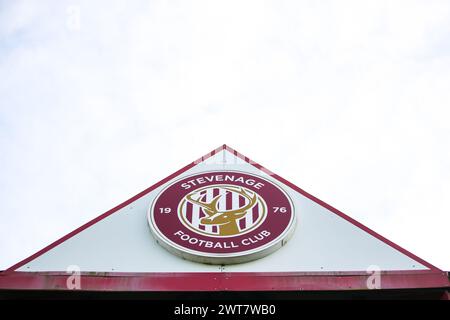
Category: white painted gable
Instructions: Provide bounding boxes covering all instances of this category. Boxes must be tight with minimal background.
[15,147,430,273]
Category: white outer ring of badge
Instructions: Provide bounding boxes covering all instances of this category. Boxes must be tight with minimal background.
[147,170,296,265]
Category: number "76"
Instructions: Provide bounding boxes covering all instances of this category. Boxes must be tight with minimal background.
[273,207,287,213]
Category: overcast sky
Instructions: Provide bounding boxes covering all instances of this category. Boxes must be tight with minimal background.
[1,0,449,271]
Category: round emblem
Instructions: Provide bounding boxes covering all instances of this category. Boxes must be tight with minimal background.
[148,171,296,264]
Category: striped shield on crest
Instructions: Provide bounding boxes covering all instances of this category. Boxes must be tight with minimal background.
[179,185,267,237]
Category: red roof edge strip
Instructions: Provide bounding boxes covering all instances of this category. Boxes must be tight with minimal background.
[223,145,442,272]
[4,145,224,273]
[4,144,443,273]
[0,271,449,292]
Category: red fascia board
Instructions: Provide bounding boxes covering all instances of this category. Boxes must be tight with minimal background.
[4,144,442,273]
[0,271,448,292]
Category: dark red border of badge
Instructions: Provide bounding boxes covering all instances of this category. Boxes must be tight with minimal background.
[150,171,295,256]
[1,144,448,293]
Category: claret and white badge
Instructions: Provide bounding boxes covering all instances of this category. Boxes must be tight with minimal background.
[147,171,296,264]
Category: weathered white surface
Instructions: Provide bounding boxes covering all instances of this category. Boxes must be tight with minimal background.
[17,150,427,272]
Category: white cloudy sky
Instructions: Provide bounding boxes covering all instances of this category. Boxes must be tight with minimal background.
[0,0,449,271]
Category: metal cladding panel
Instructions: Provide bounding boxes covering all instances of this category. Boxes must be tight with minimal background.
[11,146,432,273]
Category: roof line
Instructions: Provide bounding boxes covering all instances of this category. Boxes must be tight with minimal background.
[5,145,224,273]
[5,144,442,273]
[1,270,448,291]
[223,145,441,272]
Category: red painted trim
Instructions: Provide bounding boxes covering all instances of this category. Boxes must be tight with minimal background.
[5,145,224,273]
[223,145,442,272]
[5,144,442,275]
[0,271,448,292]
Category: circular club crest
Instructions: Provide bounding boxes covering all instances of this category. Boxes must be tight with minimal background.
[148,171,296,264]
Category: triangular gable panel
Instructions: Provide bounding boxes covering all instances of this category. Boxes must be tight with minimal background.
[6,145,439,273]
